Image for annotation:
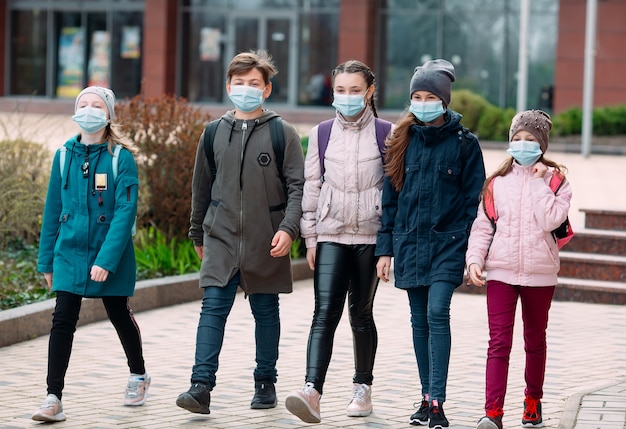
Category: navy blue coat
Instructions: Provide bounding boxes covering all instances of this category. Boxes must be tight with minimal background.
[375,110,485,288]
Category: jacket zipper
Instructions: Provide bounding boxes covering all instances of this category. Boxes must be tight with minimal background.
[238,120,247,266]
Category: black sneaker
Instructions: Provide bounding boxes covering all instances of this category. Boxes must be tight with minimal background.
[521,397,543,427]
[176,382,211,414]
[409,399,430,425]
[477,413,503,429]
[428,403,449,428]
[250,381,277,409]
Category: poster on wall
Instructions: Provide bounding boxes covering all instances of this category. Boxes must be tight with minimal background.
[88,31,110,87]
[121,26,141,59]
[200,27,221,61]
[56,27,85,98]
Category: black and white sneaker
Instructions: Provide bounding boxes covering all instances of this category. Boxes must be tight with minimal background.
[409,399,430,425]
[251,380,277,409]
[428,403,449,428]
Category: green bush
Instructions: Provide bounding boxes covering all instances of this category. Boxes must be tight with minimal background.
[476,106,516,141]
[134,225,202,280]
[0,241,52,310]
[0,139,50,249]
[552,107,583,136]
[449,89,492,132]
[115,94,210,241]
[593,105,626,136]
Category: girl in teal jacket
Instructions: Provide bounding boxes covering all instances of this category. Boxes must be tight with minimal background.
[32,87,150,423]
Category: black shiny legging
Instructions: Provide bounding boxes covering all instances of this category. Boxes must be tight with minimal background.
[305,242,379,395]
[47,291,146,399]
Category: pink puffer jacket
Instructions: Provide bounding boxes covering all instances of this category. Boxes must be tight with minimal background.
[465,163,572,287]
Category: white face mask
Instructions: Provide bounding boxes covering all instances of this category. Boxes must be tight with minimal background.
[72,106,109,133]
[507,140,543,166]
[332,93,366,117]
[228,85,265,112]
[409,100,445,123]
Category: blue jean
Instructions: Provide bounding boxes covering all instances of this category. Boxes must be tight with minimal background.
[191,272,280,389]
[407,281,456,403]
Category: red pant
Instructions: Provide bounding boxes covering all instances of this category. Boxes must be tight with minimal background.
[484,281,555,412]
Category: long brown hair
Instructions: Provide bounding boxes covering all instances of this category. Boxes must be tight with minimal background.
[383,112,420,191]
[331,60,379,118]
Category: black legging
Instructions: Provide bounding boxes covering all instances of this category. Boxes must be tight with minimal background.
[47,291,146,399]
[305,242,379,395]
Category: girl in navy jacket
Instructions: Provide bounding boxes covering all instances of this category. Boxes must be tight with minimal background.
[375,59,485,429]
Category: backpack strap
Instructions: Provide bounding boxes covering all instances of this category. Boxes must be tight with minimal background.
[317,118,335,179]
[59,147,67,177]
[269,117,286,192]
[317,117,391,180]
[111,144,122,181]
[549,170,565,193]
[374,117,392,155]
[483,177,497,228]
[203,118,222,180]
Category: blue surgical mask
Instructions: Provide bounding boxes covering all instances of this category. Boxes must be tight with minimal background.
[507,140,543,166]
[332,93,366,118]
[409,100,445,123]
[72,106,109,133]
[228,85,265,112]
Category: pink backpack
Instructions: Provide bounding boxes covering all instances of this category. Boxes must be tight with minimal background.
[483,171,574,249]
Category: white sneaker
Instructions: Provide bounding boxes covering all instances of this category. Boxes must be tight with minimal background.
[124,372,151,406]
[285,382,322,423]
[346,383,373,417]
[32,394,66,422]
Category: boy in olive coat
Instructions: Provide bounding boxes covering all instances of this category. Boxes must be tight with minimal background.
[176,50,305,414]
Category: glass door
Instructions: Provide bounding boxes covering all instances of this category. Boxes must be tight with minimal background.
[231,14,294,104]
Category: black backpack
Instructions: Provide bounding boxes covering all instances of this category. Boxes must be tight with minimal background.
[203,117,286,191]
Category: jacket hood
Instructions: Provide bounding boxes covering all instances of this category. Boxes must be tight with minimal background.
[219,109,281,144]
[221,109,280,126]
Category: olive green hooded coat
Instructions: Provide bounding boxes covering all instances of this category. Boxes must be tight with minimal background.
[189,110,305,294]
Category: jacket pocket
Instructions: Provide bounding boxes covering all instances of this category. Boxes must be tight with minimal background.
[205,199,221,236]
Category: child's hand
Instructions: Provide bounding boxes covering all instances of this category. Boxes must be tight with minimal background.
[467,263,485,287]
[270,230,292,257]
[376,256,392,282]
[533,162,548,178]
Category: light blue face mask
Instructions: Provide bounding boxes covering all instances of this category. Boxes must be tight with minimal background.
[507,140,543,166]
[72,106,109,134]
[409,100,445,123]
[332,93,366,118]
[228,85,265,113]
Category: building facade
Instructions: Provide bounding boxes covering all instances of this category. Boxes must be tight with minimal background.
[0,0,623,116]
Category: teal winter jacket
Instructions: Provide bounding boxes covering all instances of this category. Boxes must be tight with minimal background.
[38,135,139,297]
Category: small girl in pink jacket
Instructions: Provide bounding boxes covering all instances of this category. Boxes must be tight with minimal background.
[465,110,572,429]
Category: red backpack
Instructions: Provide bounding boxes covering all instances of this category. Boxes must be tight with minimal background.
[483,171,574,249]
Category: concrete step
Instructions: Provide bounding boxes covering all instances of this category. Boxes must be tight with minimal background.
[457,276,626,305]
[559,251,626,282]
[564,229,626,256]
[581,209,626,232]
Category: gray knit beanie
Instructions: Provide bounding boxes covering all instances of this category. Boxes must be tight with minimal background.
[74,86,116,120]
[409,59,456,106]
[509,109,553,153]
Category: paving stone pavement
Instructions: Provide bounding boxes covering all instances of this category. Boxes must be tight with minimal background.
[0,276,625,429]
[1,113,625,427]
